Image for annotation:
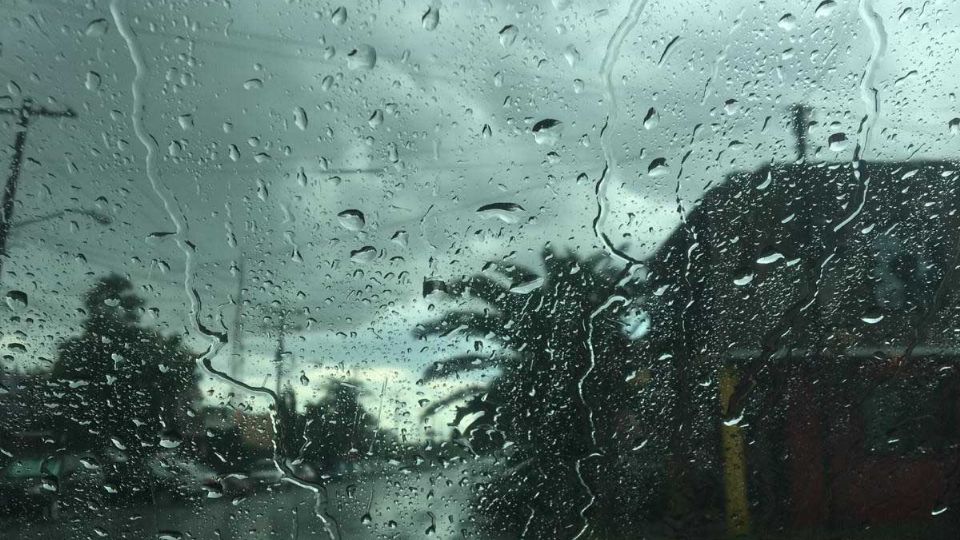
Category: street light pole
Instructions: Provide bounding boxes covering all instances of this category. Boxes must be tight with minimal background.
[0,99,76,280]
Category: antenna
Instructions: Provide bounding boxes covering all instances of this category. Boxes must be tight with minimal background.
[0,99,77,280]
[790,104,810,162]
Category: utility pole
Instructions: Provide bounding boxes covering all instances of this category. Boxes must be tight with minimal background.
[273,309,288,397]
[791,104,810,162]
[0,99,76,279]
[230,255,246,378]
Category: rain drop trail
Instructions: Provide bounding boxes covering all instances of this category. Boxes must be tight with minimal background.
[572,295,626,540]
[111,0,214,344]
[571,453,602,540]
[111,4,335,537]
[594,0,649,269]
[835,0,886,233]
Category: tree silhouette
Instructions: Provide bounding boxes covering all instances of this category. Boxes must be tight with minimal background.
[415,247,669,538]
[45,274,198,496]
[303,379,380,472]
[272,379,382,474]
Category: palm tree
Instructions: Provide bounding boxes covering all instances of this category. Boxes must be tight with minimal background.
[415,247,669,538]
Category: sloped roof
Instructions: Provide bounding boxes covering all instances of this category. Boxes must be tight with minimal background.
[644,159,960,359]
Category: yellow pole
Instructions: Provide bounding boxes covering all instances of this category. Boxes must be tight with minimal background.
[720,365,751,538]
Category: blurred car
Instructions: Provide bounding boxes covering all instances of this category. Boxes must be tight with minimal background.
[145,454,219,498]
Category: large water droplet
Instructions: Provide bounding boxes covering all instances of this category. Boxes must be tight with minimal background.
[499,25,518,47]
[756,251,785,265]
[477,202,525,223]
[350,246,378,263]
[532,119,562,145]
[778,14,796,31]
[563,45,581,67]
[5,290,27,312]
[368,109,384,128]
[828,133,849,152]
[643,108,659,130]
[815,0,837,17]
[85,71,101,91]
[243,78,263,90]
[294,107,308,130]
[85,19,109,37]
[422,7,439,31]
[337,210,366,231]
[647,158,669,177]
[331,7,347,25]
[347,45,377,70]
[159,433,182,449]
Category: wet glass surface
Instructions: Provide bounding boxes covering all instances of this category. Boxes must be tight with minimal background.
[1,0,959,538]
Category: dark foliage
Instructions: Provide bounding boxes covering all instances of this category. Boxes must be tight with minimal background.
[416,247,669,538]
[44,274,198,495]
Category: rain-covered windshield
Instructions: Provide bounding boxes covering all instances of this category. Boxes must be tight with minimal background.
[1,0,959,538]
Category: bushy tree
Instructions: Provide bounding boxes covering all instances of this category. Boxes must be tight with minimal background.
[273,379,382,474]
[45,274,198,495]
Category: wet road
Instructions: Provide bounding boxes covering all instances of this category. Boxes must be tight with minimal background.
[3,462,486,539]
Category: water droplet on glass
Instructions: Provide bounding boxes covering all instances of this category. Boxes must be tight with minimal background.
[243,78,263,90]
[532,119,562,145]
[563,45,581,67]
[347,45,377,70]
[643,107,659,130]
[331,7,347,25]
[733,273,754,286]
[509,277,544,294]
[391,230,408,247]
[5,290,27,312]
[723,411,745,427]
[499,25,518,47]
[861,314,884,324]
[647,158,669,177]
[294,107,308,130]
[177,114,193,131]
[422,7,439,31]
[85,71,101,91]
[85,18,109,37]
[228,144,240,161]
[476,202,525,223]
[481,124,492,138]
[756,251,785,265]
[815,0,837,17]
[350,246,377,263]
[949,118,960,135]
[724,99,739,115]
[828,133,849,151]
[368,109,384,128]
[159,433,182,449]
[361,513,373,524]
[778,14,796,31]
[337,209,366,231]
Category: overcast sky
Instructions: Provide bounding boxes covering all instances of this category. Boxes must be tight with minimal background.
[2,0,959,436]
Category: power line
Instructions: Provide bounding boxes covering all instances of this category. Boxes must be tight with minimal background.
[0,99,77,282]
